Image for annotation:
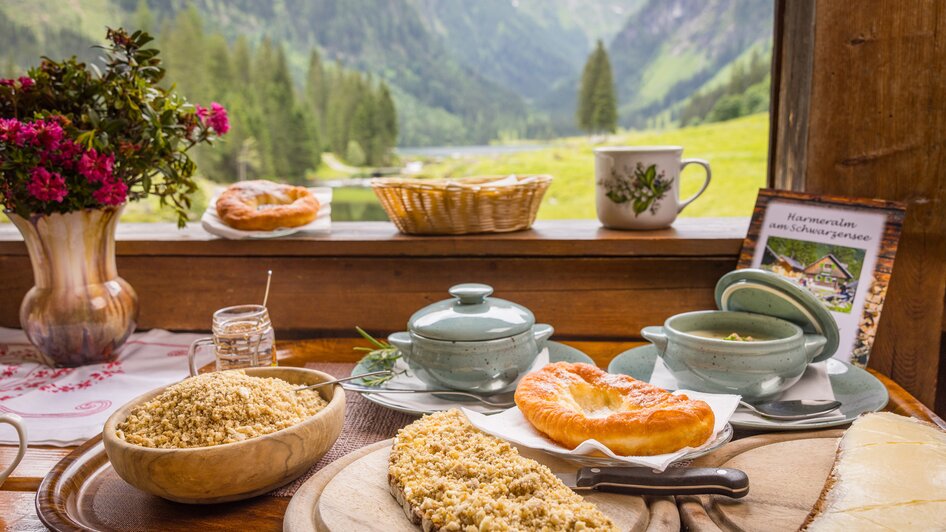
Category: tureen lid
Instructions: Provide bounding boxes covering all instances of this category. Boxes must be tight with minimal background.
[407,283,535,341]
[715,268,840,362]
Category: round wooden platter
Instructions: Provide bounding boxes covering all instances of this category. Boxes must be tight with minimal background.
[285,438,680,532]
[678,429,844,532]
[37,434,290,531]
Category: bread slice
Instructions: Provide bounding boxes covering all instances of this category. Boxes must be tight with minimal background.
[388,409,616,531]
[802,412,946,531]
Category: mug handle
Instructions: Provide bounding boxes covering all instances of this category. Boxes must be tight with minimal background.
[678,159,712,213]
[0,413,27,486]
[187,337,214,377]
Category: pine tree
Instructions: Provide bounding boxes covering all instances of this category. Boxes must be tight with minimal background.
[576,40,604,132]
[231,36,251,86]
[351,91,377,165]
[577,40,618,134]
[376,81,398,163]
[305,49,328,143]
[590,45,617,134]
[159,7,208,101]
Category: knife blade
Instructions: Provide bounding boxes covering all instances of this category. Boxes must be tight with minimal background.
[554,466,749,498]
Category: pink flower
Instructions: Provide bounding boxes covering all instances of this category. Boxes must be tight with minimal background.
[26,167,68,203]
[17,77,34,89]
[195,105,209,120]
[92,179,127,206]
[0,118,32,146]
[0,118,20,142]
[78,149,115,183]
[208,102,230,134]
[0,79,13,87]
[54,139,83,169]
[31,120,64,150]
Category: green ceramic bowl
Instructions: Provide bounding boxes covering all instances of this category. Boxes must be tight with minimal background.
[641,310,828,400]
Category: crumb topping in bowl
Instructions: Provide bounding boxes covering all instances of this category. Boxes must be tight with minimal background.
[115,370,327,448]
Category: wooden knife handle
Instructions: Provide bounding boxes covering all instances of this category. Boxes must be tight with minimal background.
[574,467,750,498]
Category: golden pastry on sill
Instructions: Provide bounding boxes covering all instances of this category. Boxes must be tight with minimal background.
[216,180,319,230]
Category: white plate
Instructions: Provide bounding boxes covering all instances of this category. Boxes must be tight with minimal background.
[351,341,593,416]
[200,187,332,239]
[608,345,889,430]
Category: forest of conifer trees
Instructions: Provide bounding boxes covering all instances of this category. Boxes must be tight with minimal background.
[144,6,397,185]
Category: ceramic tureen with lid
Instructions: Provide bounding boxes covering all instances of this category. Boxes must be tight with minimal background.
[388,283,554,393]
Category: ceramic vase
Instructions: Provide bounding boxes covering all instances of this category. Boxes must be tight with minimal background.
[7,206,138,367]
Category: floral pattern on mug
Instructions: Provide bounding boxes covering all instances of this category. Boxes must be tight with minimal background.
[599,162,673,216]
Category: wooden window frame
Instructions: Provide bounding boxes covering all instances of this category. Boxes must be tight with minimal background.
[5,2,944,414]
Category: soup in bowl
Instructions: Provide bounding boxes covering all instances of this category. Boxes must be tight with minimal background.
[641,310,828,400]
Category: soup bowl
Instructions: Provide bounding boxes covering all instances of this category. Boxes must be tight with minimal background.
[103,367,345,503]
[641,310,828,400]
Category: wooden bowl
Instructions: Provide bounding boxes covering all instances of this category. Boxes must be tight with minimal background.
[102,367,345,504]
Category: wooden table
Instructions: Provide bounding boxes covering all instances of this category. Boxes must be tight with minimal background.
[2,338,944,531]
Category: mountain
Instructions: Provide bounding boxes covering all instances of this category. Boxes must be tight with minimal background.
[0,0,773,144]
[608,0,774,127]
[409,0,587,104]
[513,0,647,46]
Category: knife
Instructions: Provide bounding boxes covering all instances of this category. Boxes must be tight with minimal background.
[554,466,749,498]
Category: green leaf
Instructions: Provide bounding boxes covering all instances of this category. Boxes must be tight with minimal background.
[606,190,626,204]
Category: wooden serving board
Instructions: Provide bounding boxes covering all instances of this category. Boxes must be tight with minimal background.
[679,430,844,532]
[285,438,678,532]
[36,435,289,531]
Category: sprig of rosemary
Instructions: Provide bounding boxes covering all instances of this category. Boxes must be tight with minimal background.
[354,326,402,386]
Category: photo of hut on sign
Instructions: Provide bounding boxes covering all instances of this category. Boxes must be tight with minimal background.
[760,236,866,314]
[738,189,906,367]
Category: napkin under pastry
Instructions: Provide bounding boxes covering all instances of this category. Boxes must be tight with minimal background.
[463,389,740,472]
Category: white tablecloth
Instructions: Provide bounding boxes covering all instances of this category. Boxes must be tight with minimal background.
[0,328,214,446]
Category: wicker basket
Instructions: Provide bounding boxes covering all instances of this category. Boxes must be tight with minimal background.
[371,175,553,235]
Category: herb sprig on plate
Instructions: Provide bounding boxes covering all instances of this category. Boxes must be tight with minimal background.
[354,326,403,386]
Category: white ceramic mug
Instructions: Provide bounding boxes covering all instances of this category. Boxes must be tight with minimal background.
[595,146,711,230]
[0,413,27,486]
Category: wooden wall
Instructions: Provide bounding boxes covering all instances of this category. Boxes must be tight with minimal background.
[772,0,946,409]
[0,220,745,342]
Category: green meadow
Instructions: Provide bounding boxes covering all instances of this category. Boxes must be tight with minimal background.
[419,113,769,220]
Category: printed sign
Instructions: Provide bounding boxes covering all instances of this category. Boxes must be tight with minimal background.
[738,189,906,366]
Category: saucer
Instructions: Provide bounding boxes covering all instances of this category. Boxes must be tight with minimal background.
[608,345,888,430]
[351,341,593,416]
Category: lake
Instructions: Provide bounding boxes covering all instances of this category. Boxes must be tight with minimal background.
[396,144,546,158]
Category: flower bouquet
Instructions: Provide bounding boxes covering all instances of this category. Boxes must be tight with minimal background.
[0,28,229,366]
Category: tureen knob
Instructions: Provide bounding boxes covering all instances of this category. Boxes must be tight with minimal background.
[449,283,494,305]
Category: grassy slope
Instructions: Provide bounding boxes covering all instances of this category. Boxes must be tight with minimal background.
[420,112,768,219]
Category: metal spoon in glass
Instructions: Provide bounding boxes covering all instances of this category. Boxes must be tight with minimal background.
[739,399,841,420]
